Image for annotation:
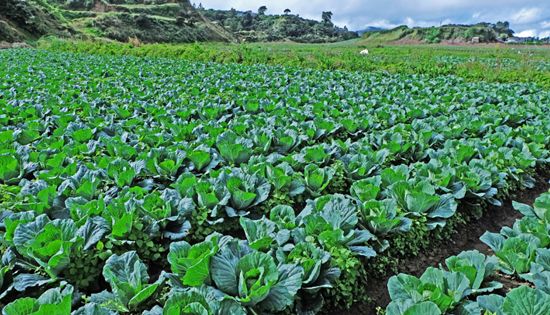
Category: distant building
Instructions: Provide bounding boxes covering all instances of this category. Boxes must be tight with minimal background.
[506,37,532,44]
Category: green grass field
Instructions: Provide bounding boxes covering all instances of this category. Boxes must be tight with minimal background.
[39,37,550,87]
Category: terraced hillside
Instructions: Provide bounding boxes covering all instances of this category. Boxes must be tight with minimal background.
[63,0,236,42]
[0,0,234,43]
[0,0,74,42]
[0,0,357,43]
[361,22,515,44]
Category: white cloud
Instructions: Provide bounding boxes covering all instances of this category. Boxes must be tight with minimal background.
[200,1,550,34]
[541,21,550,29]
[539,30,550,38]
[361,16,452,30]
[361,19,400,29]
[404,17,416,26]
[511,7,542,24]
[516,29,537,37]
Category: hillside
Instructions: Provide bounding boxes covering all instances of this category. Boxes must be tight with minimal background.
[361,22,515,44]
[0,0,235,43]
[199,7,358,43]
[0,1,357,44]
[0,0,74,42]
[52,0,235,43]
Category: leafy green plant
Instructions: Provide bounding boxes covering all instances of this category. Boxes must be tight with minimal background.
[285,242,340,313]
[106,158,136,187]
[214,168,271,216]
[216,131,254,165]
[481,232,541,274]
[0,153,21,183]
[11,215,108,282]
[445,250,502,294]
[162,287,246,315]
[520,248,550,294]
[168,236,219,287]
[91,251,164,312]
[513,192,550,222]
[141,147,186,179]
[304,164,335,197]
[187,145,221,172]
[2,284,73,315]
[239,217,286,251]
[360,199,412,238]
[211,240,303,312]
[387,268,470,314]
[474,286,550,315]
[386,179,458,229]
[341,150,388,180]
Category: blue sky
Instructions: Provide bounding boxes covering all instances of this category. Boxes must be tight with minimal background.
[198,0,550,38]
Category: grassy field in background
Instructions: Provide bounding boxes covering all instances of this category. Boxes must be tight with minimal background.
[38,37,550,88]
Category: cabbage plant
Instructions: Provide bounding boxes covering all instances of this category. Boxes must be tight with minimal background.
[91,251,164,312]
[214,168,271,217]
[210,239,303,312]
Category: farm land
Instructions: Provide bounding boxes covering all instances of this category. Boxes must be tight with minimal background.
[0,40,549,314]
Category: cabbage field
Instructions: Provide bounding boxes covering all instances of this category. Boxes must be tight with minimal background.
[0,49,549,314]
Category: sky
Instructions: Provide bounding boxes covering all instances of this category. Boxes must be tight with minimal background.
[198,0,550,38]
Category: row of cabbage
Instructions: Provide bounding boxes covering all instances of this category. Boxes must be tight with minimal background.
[385,190,550,315]
[0,50,549,314]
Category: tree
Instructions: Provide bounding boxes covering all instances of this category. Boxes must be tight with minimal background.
[135,14,151,28]
[321,11,333,24]
[284,8,291,15]
[242,11,254,29]
[258,6,267,15]
[494,21,514,37]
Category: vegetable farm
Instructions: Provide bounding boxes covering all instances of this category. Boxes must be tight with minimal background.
[0,48,549,314]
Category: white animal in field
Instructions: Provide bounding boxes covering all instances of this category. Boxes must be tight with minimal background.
[360,49,369,55]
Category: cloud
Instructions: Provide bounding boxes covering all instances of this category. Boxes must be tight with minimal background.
[404,17,416,26]
[516,29,537,37]
[199,0,550,34]
[541,21,550,29]
[354,16,453,30]
[511,7,542,24]
[360,19,400,29]
[516,29,550,38]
